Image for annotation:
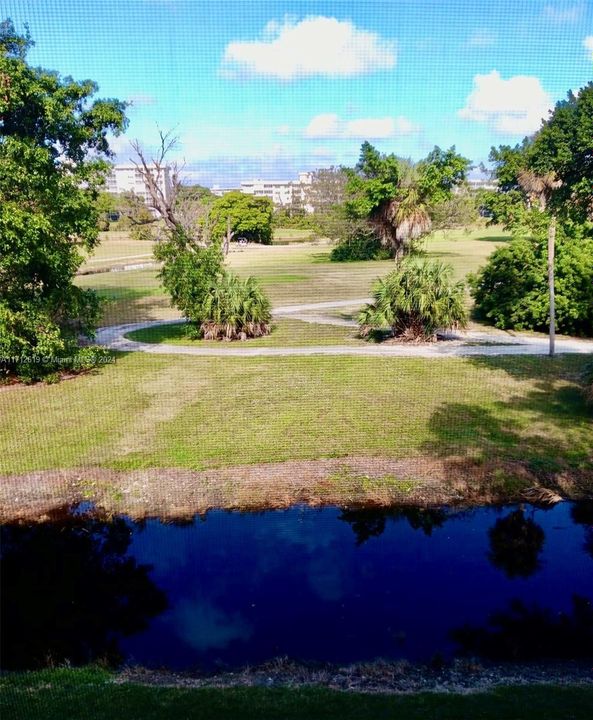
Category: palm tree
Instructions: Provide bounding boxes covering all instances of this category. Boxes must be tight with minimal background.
[198,273,272,340]
[358,258,467,342]
[517,170,562,356]
[369,163,432,259]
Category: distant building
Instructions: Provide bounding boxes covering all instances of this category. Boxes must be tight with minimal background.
[212,172,314,211]
[467,178,498,192]
[106,164,173,206]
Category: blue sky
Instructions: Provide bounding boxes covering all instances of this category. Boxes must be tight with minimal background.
[5,0,593,185]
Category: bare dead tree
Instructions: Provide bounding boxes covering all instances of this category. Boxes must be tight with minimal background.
[129,129,210,247]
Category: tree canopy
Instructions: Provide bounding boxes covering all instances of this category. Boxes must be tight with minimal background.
[209,191,274,245]
[343,142,470,258]
[526,83,593,221]
[0,19,127,380]
[471,81,593,337]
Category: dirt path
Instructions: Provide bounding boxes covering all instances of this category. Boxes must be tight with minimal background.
[95,299,593,358]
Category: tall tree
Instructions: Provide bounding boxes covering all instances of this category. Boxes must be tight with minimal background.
[0,20,127,381]
[208,191,274,247]
[130,136,272,340]
[473,83,593,347]
[344,142,470,258]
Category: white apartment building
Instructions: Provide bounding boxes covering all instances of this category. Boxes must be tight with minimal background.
[105,164,173,206]
[212,172,314,211]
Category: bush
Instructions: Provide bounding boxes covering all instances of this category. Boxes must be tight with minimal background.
[358,258,467,341]
[193,274,272,341]
[469,229,593,336]
[0,291,106,382]
[330,230,391,262]
[156,234,272,340]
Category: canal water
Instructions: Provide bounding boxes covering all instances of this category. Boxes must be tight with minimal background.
[1,502,592,671]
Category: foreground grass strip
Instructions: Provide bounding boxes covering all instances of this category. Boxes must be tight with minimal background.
[2,669,593,720]
[0,355,590,475]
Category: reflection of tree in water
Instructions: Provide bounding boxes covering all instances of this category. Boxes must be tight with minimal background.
[338,507,447,545]
[452,595,593,660]
[0,513,168,670]
[571,501,593,560]
[487,508,545,579]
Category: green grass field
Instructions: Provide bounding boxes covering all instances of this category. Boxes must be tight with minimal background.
[125,318,363,346]
[82,231,155,267]
[1,352,589,475]
[2,669,593,720]
[77,226,509,326]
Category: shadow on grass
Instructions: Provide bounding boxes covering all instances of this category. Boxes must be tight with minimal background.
[309,252,333,264]
[421,355,593,486]
[474,234,510,243]
[95,287,172,325]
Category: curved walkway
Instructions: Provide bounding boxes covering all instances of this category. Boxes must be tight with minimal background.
[96,300,593,358]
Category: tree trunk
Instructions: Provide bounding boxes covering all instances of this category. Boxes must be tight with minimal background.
[224,216,231,256]
[548,214,556,357]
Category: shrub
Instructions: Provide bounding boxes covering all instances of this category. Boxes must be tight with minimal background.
[330,230,391,262]
[358,258,467,341]
[191,274,272,341]
[156,234,272,341]
[469,229,593,336]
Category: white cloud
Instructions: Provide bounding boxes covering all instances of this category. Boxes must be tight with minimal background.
[543,3,584,23]
[584,36,593,59]
[458,70,553,135]
[275,124,292,135]
[344,117,399,138]
[304,113,417,139]
[467,29,497,47]
[222,16,396,79]
[304,113,341,138]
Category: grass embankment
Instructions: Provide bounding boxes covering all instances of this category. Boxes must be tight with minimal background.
[126,318,363,346]
[2,668,592,720]
[1,353,590,519]
[77,227,509,326]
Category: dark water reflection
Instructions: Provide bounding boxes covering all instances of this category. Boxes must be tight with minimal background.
[1,503,592,671]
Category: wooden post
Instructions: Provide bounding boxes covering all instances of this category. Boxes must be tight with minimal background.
[548,214,556,357]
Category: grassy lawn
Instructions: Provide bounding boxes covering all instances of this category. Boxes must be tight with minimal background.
[125,318,363,346]
[77,227,509,326]
[1,353,590,475]
[272,227,316,243]
[2,669,593,720]
[82,231,155,267]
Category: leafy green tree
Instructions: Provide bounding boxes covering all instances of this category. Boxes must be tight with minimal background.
[0,19,127,381]
[358,258,467,341]
[343,142,470,259]
[472,82,593,341]
[209,191,273,245]
[416,146,471,204]
[526,82,593,222]
[429,192,479,232]
[131,137,272,341]
[469,225,593,336]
